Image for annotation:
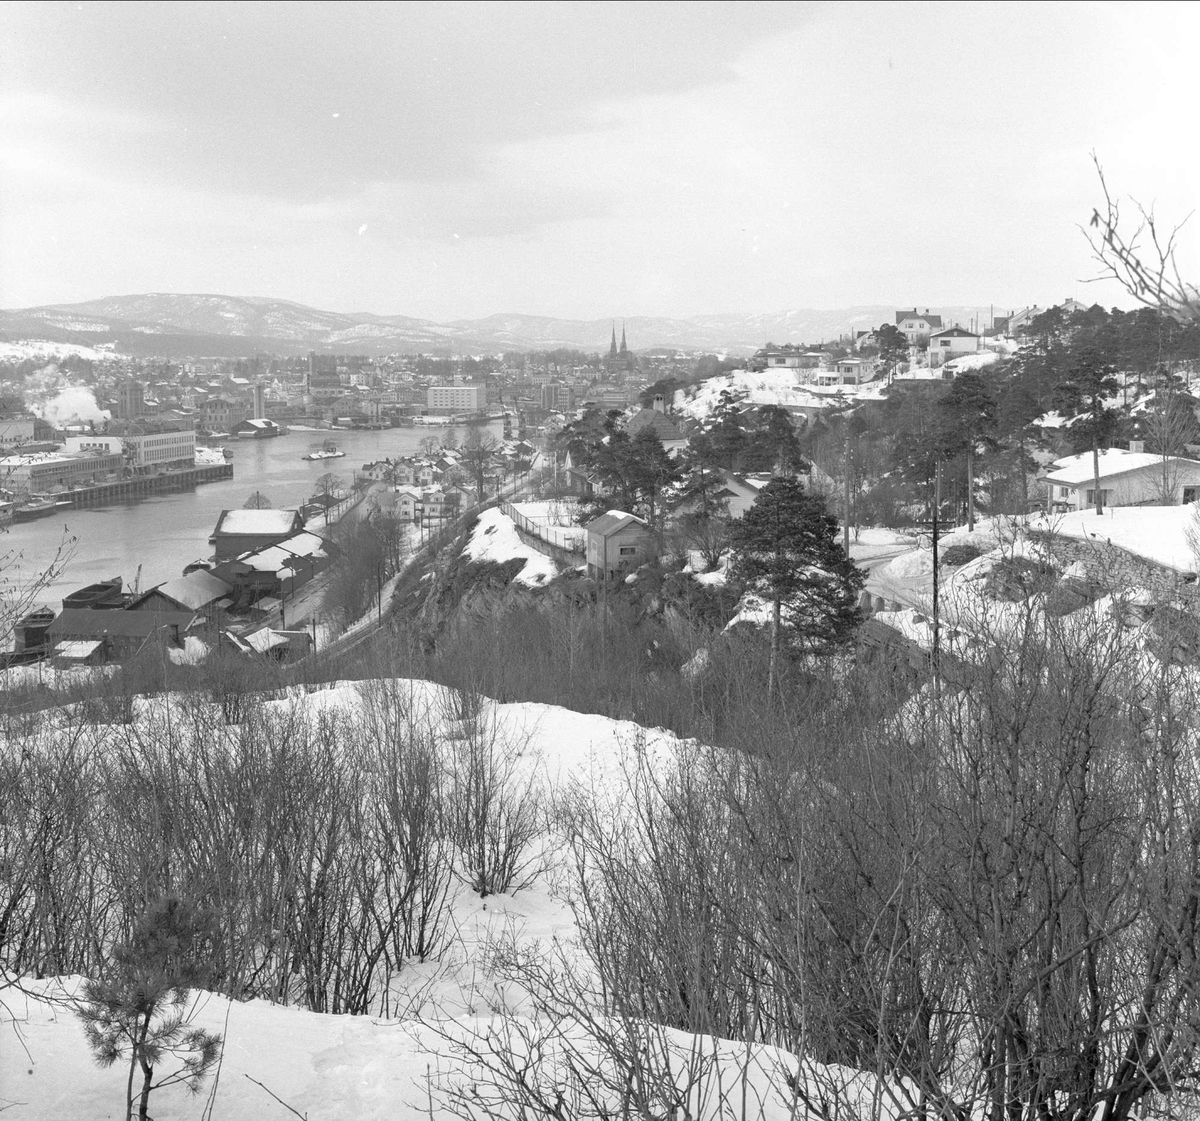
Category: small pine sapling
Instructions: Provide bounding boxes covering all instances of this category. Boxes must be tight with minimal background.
[74,895,223,1121]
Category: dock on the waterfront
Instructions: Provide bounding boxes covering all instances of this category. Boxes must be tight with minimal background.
[65,462,234,508]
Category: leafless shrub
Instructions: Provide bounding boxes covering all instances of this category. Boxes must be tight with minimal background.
[1086,154,1200,324]
[441,689,543,897]
[424,935,766,1121]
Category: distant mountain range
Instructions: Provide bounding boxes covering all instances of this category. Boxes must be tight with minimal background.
[0,293,1001,358]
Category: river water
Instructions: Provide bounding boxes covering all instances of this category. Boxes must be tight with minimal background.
[1,423,503,607]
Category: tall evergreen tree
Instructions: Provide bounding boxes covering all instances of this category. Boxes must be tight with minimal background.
[730,477,863,698]
[937,373,999,530]
[1054,344,1121,514]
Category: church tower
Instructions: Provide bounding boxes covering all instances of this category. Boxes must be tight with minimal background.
[619,323,628,355]
[609,323,618,358]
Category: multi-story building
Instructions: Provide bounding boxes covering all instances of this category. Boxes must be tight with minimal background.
[199,396,248,433]
[427,384,487,414]
[540,382,576,412]
[116,379,145,420]
[0,450,125,495]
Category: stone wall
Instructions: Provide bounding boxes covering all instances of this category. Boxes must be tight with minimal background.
[1026,528,1200,609]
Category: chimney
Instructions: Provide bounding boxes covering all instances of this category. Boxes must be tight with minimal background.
[653,394,666,414]
[1129,439,1145,454]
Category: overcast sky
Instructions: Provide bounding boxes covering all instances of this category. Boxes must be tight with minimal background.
[2,1,1196,320]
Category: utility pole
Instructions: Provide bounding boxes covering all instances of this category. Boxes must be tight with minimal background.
[843,423,852,554]
[931,459,941,678]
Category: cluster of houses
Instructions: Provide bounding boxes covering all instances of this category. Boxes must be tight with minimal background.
[361,437,539,522]
[750,307,1020,386]
[10,508,337,669]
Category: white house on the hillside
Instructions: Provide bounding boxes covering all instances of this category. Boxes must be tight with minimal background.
[929,327,980,368]
[896,309,943,345]
[1044,448,1200,511]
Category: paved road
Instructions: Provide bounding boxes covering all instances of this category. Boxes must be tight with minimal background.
[854,543,935,612]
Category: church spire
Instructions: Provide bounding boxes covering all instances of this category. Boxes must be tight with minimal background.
[620,322,628,354]
[609,322,618,358]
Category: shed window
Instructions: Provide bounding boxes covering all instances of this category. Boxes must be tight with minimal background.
[618,545,637,556]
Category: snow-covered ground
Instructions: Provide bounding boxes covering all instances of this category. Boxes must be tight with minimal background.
[1027,506,1198,572]
[464,507,560,586]
[0,340,120,363]
[0,680,720,1121]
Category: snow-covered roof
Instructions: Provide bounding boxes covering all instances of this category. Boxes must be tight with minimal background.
[51,639,104,660]
[149,570,233,610]
[1044,449,1200,486]
[213,508,303,536]
[243,628,289,653]
[240,531,329,573]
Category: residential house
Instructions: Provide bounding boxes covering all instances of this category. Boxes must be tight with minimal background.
[1043,447,1200,511]
[714,473,773,518]
[895,309,944,346]
[990,307,1042,335]
[394,485,423,520]
[585,510,652,580]
[624,400,687,452]
[929,327,981,368]
[816,358,874,385]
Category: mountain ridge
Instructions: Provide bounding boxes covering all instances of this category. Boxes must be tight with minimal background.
[0,294,1001,357]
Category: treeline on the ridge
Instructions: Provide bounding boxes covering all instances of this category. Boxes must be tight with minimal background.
[802,304,1200,526]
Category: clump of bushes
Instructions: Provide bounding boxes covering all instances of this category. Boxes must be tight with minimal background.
[984,556,1059,601]
[939,543,984,568]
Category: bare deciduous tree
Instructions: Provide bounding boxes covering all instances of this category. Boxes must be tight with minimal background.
[1086,154,1200,324]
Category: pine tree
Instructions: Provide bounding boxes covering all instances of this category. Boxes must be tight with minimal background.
[937,373,998,530]
[75,896,223,1121]
[730,477,863,698]
[1054,344,1121,514]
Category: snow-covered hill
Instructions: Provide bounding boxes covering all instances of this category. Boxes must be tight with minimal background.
[0,294,1001,356]
[0,676,848,1121]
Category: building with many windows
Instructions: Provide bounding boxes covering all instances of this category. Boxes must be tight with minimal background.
[0,450,125,495]
[426,384,487,414]
[116,379,145,420]
[540,382,577,412]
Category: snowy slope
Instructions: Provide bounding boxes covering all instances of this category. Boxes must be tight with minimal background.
[1,680,697,1120]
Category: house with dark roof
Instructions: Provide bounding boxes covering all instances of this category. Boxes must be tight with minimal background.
[585,510,652,580]
[624,404,686,451]
[47,607,197,663]
[929,327,980,367]
[895,309,944,346]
